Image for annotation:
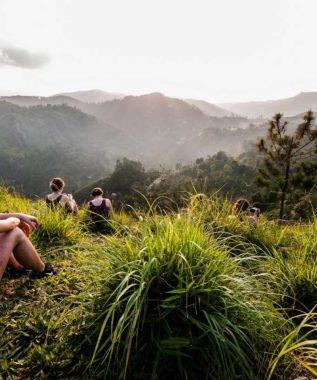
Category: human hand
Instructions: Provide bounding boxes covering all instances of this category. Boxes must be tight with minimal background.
[21,215,40,230]
[18,220,31,236]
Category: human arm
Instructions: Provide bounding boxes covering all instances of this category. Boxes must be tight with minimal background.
[0,213,39,230]
[106,199,113,216]
[0,217,20,232]
[60,194,78,215]
[247,208,260,227]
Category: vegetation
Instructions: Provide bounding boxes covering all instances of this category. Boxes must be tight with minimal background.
[1,187,317,379]
[0,100,317,380]
[75,153,257,211]
[256,111,317,219]
[0,96,267,197]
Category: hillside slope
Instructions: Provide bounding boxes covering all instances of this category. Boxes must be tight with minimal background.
[0,102,128,195]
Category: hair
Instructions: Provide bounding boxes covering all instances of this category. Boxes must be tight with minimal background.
[232,198,250,214]
[50,177,65,192]
[189,193,209,209]
[91,187,103,197]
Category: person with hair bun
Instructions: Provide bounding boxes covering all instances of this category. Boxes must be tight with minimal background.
[88,187,113,231]
[46,177,78,215]
[230,197,260,227]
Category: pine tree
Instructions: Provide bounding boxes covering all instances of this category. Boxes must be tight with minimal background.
[255,111,317,219]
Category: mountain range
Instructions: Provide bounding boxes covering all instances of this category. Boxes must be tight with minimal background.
[0,88,315,195]
[56,89,125,103]
[0,91,265,164]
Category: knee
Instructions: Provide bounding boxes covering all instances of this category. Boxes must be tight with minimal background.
[10,227,27,243]
[0,228,26,253]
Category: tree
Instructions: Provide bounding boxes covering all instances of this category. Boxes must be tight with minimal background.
[256,111,317,219]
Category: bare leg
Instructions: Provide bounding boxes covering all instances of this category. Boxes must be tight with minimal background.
[0,240,11,279]
[8,222,32,271]
[0,228,45,280]
[8,252,24,271]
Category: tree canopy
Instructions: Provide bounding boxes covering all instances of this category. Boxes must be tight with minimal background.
[255,111,317,219]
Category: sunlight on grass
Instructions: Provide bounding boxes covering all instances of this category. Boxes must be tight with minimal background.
[1,187,317,379]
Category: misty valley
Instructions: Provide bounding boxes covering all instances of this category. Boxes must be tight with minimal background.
[1,90,316,205]
[1,90,317,220]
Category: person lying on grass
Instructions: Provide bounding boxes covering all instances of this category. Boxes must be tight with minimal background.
[0,213,57,280]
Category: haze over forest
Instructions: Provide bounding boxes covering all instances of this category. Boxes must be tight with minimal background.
[0,88,316,196]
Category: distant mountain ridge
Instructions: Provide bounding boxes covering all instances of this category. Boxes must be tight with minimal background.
[0,91,234,119]
[56,89,125,103]
[0,92,261,169]
[184,98,233,117]
[3,89,317,120]
[219,92,317,118]
[0,95,83,108]
[91,92,212,135]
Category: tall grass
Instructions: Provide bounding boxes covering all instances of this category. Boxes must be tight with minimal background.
[31,202,86,250]
[0,186,86,250]
[0,185,34,214]
[2,188,317,379]
[88,211,287,379]
[268,309,317,379]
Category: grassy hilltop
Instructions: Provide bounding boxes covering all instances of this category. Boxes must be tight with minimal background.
[1,187,317,379]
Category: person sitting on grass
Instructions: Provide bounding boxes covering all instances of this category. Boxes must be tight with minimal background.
[46,177,78,215]
[88,187,113,232]
[230,198,260,227]
[189,193,209,210]
[0,213,57,280]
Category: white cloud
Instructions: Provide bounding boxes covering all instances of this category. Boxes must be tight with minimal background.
[0,45,50,69]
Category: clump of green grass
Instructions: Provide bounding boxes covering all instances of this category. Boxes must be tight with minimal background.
[0,185,35,215]
[31,202,86,250]
[264,220,317,315]
[88,212,288,380]
[0,186,86,250]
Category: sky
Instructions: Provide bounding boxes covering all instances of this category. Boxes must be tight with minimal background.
[0,0,317,103]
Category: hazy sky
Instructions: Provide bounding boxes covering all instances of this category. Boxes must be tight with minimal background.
[0,0,317,102]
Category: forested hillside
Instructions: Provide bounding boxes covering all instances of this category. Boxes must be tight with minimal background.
[0,102,116,195]
[0,93,265,196]
[0,91,316,202]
